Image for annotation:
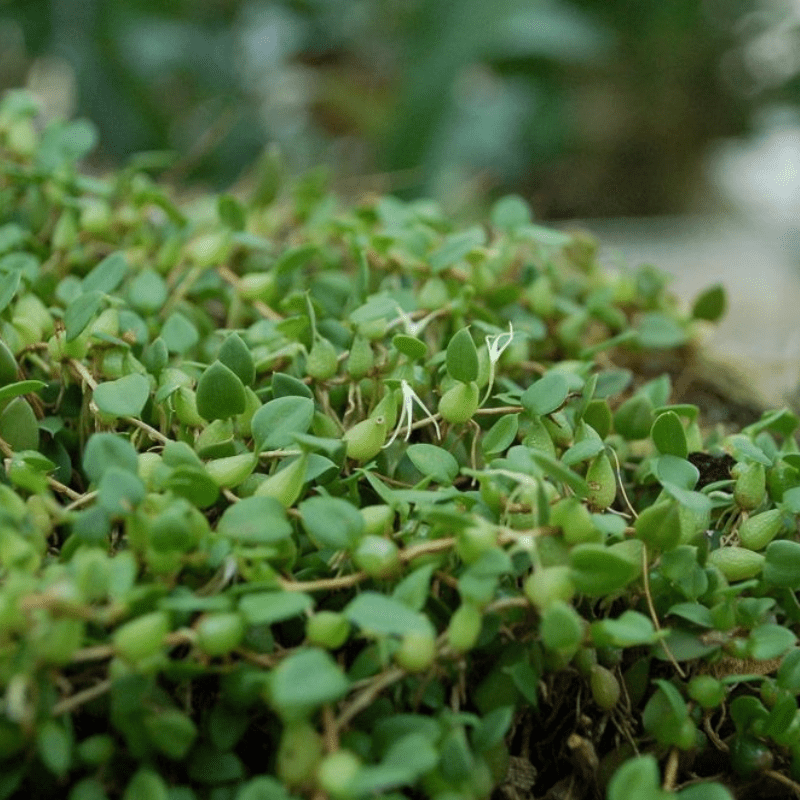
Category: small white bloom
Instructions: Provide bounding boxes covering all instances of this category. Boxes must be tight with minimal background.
[384,379,441,447]
[483,322,514,402]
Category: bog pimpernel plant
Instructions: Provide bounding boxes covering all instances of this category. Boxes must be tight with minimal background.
[2,88,800,800]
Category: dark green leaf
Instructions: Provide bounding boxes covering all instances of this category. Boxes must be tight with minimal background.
[482,414,519,456]
[692,284,726,322]
[637,312,687,349]
[651,411,688,458]
[446,328,479,383]
[65,290,104,341]
[0,269,20,313]
[196,360,246,421]
[252,396,315,452]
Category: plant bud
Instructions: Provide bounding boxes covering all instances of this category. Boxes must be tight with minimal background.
[316,750,361,799]
[343,416,386,462]
[394,630,436,673]
[590,664,620,711]
[352,535,400,578]
[550,497,600,545]
[738,509,783,551]
[524,566,576,610]
[306,338,338,381]
[113,611,170,663]
[254,454,308,508]
[707,546,764,581]
[346,335,374,379]
[586,452,616,510]
[438,381,480,424]
[733,462,767,510]
[277,722,323,787]
[306,611,350,649]
[196,612,246,656]
[447,602,482,653]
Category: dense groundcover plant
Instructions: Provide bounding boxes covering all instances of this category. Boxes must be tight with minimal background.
[3,89,800,800]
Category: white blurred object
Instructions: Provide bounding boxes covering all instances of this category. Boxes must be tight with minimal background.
[706,106,800,229]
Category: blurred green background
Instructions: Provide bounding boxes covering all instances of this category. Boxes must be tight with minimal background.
[1,0,798,218]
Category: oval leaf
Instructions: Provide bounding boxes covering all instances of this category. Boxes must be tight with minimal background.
[446,328,479,383]
[406,443,459,485]
[651,411,688,458]
[521,371,569,417]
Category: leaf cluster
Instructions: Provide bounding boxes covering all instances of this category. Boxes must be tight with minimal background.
[0,90,796,800]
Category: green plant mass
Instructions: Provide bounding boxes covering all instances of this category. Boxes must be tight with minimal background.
[1,89,799,800]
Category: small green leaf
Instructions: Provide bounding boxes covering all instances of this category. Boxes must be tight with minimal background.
[407,443,459,485]
[429,227,486,272]
[217,496,292,544]
[529,451,589,497]
[143,708,198,760]
[93,373,150,418]
[0,379,47,403]
[161,312,199,354]
[196,360,247,421]
[633,500,681,552]
[36,720,72,777]
[490,195,531,231]
[164,465,220,509]
[607,756,663,800]
[778,650,800,694]
[614,394,654,440]
[561,437,605,466]
[0,396,39,451]
[218,194,246,230]
[97,467,146,516]
[82,251,127,294]
[764,540,800,588]
[541,601,583,658]
[393,334,427,360]
[446,328,479,383]
[252,396,315,452]
[344,591,434,637]
[300,496,364,550]
[637,312,687,349]
[219,333,256,387]
[748,624,796,661]
[0,269,20,313]
[83,433,139,483]
[653,455,699,490]
[239,591,313,626]
[692,284,726,322]
[482,414,519,456]
[651,411,688,458]
[570,544,637,596]
[592,611,660,647]
[269,648,349,717]
[127,268,168,313]
[521,371,569,416]
[65,290,104,341]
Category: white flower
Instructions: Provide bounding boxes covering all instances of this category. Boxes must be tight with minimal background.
[383,379,441,447]
[483,322,514,402]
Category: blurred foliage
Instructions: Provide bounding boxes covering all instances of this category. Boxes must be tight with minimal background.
[1,0,798,217]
